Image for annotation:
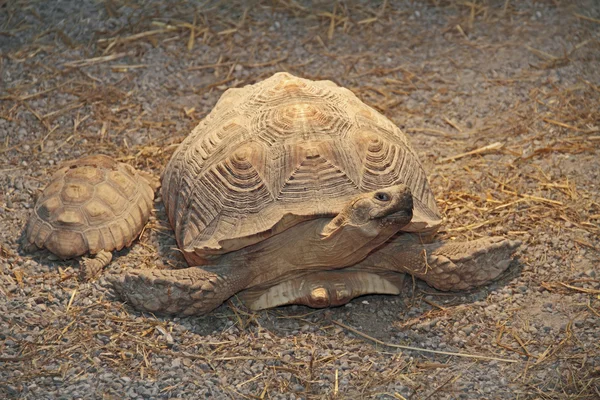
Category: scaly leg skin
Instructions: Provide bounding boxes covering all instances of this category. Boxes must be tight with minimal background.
[108,266,244,316]
[359,235,522,291]
[80,250,113,280]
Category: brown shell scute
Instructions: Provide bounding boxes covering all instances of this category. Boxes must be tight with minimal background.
[26,155,156,259]
[163,72,441,263]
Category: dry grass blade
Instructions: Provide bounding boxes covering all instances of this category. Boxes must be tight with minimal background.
[541,280,600,295]
[405,127,459,138]
[438,142,503,163]
[63,52,129,68]
[422,374,458,400]
[558,282,600,295]
[525,45,559,61]
[573,13,600,24]
[187,14,197,52]
[332,320,518,363]
[111,64,148,72]
[97,29,170,45]
[65,289,77,312]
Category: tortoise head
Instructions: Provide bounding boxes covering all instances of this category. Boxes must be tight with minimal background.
[348,184,413,227]
[321,184,413,240]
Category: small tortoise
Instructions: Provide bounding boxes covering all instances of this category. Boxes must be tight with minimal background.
[25,155,158,279]
[111,72,520,315]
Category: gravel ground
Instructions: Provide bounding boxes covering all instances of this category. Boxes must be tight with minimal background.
[1,1,599,399]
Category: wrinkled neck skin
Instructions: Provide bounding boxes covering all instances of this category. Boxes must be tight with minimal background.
[206,216,404,288]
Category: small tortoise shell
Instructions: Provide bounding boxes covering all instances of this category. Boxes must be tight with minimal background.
[26,155,155,259]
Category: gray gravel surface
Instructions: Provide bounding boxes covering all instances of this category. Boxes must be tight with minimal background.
[1,1,599,399]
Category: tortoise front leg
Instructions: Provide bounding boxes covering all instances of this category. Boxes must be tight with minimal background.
[357,235,521,291]
[80,250,113,280]
[108,265,249,316]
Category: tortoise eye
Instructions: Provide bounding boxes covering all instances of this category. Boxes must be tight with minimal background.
[374,192,390,202]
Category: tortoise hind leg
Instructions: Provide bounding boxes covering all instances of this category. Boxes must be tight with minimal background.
[359,235,521,291]
[108,266,247,316]
[80,250,113,280]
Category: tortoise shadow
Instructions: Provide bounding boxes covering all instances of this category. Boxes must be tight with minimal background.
[132,255,526,340]
[262,257,526,342]
[100,196,527,336]
[15,226,78,271]
[150,199,188,268]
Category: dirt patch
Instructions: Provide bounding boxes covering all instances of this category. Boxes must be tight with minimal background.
[1,1,599,399]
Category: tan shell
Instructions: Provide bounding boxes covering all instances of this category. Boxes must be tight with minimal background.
[163,72,442,264]
[26,155,156,259]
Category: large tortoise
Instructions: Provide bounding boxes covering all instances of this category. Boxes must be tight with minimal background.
[25,155,158,279]
[111,72,520,315]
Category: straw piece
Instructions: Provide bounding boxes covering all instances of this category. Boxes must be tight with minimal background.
[101,29,169,44]
[573,13,600,24]
[332,320,518,363]
[63,52,129,68]
[438,142,503,163]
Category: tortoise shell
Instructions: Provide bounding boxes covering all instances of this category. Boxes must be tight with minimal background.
[162,72,442,264]
[26,155,155,259]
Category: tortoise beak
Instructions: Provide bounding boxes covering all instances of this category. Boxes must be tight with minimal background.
[383,208,413,227]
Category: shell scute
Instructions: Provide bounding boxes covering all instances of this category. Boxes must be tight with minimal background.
[55,209,86,227]
[84,200,114,223]
[44,229,87,259]
[65,165,105,184]
[60,182,94,204]
[108,169,137,198]
[95,182,129,213]
[37,196,62,220]
[83,229,104,254]
[108,223,126,250]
